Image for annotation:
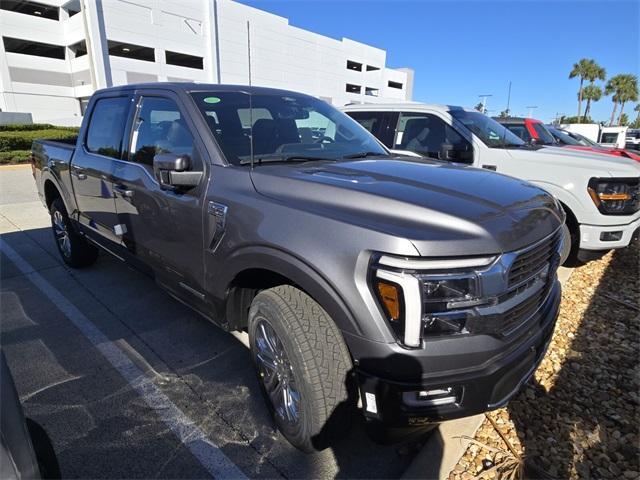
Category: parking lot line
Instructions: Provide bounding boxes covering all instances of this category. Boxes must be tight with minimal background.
[0,238,247,480]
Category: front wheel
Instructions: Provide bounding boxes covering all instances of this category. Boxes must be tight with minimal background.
[248,285,354,452]
[50,198,98,268]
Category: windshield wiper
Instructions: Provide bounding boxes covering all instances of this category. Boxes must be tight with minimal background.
[239,155,335,165]
[342,151,388,159]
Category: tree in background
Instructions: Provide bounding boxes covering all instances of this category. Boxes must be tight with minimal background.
[633,104,640,128]
[498,109,510,118]
[582,84,602,122]
[569,59,606,122]
[474,102,484,112]
[605,74,639,126]
[619,113,629,126]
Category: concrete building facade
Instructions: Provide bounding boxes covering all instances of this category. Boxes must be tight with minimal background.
[0,0,414,124]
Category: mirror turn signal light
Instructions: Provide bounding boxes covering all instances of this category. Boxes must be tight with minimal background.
[376,281,401,321]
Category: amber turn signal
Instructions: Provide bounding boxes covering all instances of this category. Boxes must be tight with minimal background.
[377,281,401,321]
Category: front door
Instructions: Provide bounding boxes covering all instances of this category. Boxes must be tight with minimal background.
[71,95,133,245]
[111,92,208,303]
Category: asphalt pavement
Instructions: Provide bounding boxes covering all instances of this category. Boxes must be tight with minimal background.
[0,165,424,479]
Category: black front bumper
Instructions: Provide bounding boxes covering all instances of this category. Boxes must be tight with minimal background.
[354,280,561,429]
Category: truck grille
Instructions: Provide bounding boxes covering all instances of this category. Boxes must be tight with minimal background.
[508,230,562,287]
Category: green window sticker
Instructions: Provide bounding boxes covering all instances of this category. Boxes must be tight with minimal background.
[204,96,221,104]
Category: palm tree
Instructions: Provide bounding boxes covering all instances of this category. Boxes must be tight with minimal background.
[605,74,639,126]
[633,103,640,124]
[569,59,606,122]
[581,84,602,121]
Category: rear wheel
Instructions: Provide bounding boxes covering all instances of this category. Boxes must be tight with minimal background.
[248,285,354,452]
[50,198,98,268]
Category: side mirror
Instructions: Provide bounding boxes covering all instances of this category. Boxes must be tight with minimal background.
[529,137,539,145]
[439,143,473,163]
[153,153,202,190]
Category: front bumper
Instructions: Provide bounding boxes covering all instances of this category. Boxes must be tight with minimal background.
[579,215,640,250]
[354,280,561,429]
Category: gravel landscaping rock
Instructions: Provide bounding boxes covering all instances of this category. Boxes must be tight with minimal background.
[448,243,639,480]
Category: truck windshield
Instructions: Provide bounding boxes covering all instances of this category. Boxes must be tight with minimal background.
[190,91,388,165]
[449,110,526,148]
[547,126,582,145]
[531,123,557,145]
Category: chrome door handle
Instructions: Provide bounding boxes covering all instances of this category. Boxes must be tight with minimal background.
[71,168,87,180]
[113,185,133,198]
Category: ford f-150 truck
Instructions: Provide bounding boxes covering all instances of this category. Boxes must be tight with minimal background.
[344,104,640,265]
[33,83,563,452]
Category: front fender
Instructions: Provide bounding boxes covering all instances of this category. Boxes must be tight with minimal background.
[215,245,362,338]
[528,180,585,224]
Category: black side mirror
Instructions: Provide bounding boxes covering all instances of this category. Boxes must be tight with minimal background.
[153,153,202,190]
[439,143,473,163]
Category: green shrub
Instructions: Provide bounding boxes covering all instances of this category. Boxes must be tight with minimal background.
[0,150,31,164]
[0,123,78,132]
[0,129,78,151]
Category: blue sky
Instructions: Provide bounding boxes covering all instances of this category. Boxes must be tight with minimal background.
[237,0,639,123]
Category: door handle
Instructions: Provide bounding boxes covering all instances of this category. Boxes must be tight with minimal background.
[113,185,133,198]
[71,168,87,180]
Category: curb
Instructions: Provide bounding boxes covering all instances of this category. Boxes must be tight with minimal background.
[0,163,31,170]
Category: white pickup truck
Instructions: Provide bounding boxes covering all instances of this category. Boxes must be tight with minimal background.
[343,104,640,264]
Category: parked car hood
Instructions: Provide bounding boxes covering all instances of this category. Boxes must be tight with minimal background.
[250,158,563,256]
[509,145,640,176]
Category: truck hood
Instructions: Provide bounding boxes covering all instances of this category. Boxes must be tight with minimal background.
[250,158,563,256]
[508,145,640,177]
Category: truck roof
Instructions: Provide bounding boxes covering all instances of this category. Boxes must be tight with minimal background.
[92,82,317,98]
[341,103,471,113]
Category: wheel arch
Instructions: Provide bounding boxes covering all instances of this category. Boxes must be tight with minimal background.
[220,246,361,339]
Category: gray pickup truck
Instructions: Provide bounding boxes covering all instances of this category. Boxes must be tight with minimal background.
[32,83,563,451]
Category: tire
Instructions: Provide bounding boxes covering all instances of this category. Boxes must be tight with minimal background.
[248,285,355,452]
[560,221,582,267]
[50,198,98,268]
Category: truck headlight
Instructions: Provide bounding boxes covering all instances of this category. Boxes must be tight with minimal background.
[588,178,640,215]
[371,255,497,347]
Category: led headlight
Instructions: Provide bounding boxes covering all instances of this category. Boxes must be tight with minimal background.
[588,178,640,215]
[371,255,497,347]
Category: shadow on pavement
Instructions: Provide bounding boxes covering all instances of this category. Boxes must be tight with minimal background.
[1,226,436,479]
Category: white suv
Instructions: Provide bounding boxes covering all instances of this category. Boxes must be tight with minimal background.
[343,104,640,264]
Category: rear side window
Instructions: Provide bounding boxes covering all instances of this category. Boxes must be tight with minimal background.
[86,97,130,159]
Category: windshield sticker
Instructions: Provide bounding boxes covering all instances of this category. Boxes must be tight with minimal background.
[203,96,221,104]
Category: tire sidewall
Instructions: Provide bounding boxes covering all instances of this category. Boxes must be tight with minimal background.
[50,198,74,263]
[248,296,319,451]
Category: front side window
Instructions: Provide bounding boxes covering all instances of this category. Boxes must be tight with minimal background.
[86,96,130,159]
[450,110,526,149]
[131,97,195,166]
[190,91,387,165]
[394,113,471,161]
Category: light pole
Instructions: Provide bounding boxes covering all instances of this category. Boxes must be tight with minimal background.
[478,94,493,114]
[526,105,538,118]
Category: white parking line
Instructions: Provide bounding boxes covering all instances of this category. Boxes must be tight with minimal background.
[0,238,247,480]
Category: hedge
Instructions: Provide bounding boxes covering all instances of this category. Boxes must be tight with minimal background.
[0,128,79,151]
[0,150,30,165]
[0,123,78,132]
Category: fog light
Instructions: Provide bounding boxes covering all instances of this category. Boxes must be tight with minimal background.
[402,387,459,407]
[600,231,623,241]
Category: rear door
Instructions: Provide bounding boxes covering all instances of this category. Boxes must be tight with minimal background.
[111,90,208,304]
[71,94,133,245]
